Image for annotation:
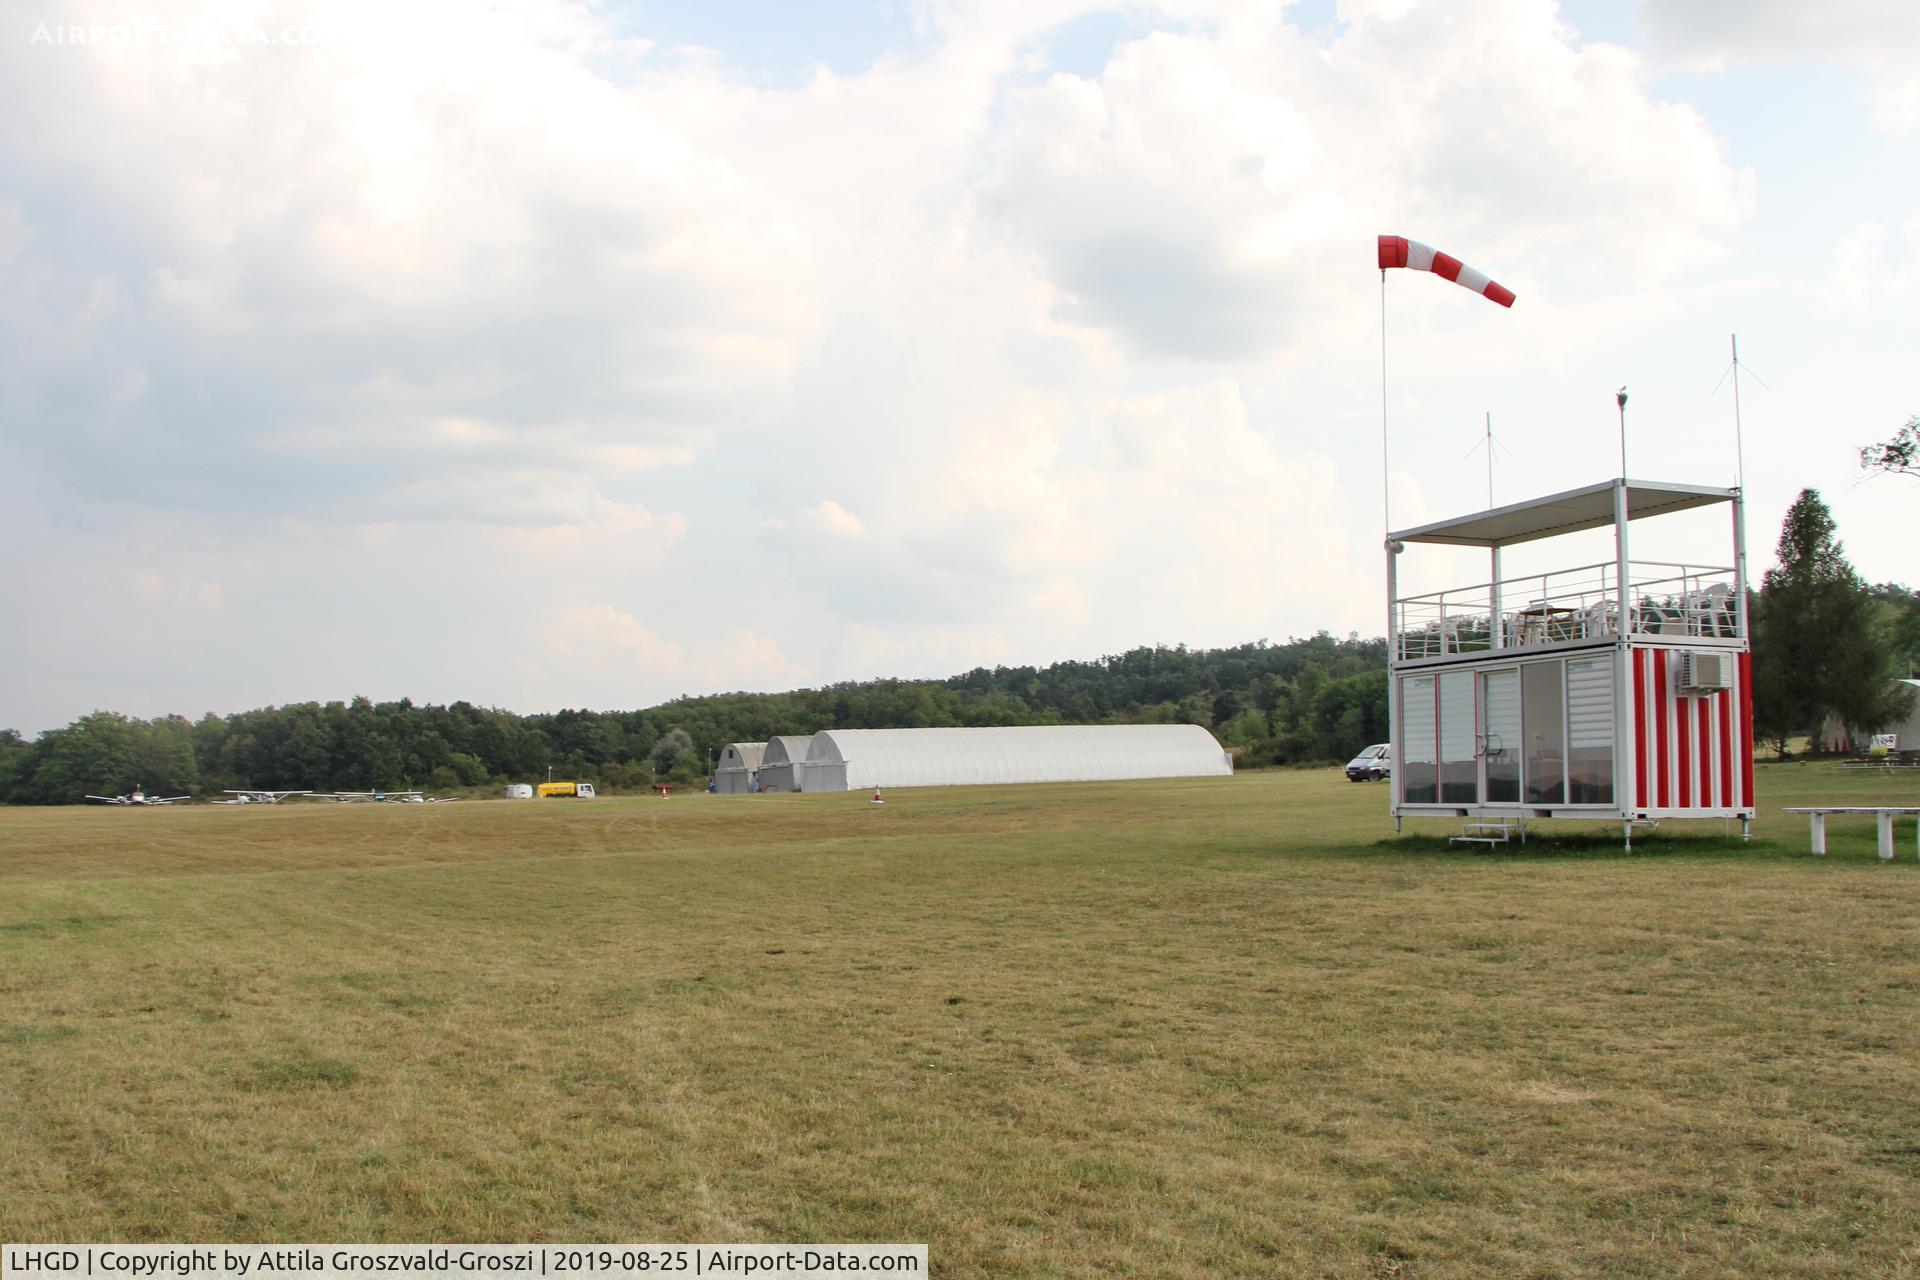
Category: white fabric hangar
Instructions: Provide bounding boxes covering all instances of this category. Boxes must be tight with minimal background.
[714,742,765,794]
[799,724,1233,791]
[756,735,817,793]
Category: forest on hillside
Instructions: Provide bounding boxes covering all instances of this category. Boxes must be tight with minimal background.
[0,634,1388,803]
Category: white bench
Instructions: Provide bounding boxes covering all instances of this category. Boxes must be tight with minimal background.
[1783,807,1920,861]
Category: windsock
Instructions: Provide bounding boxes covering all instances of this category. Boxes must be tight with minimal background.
[1377,235,1515,307]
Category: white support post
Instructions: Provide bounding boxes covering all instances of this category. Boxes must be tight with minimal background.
[1732,489,1749,639]
[1490,546,1504,650]
[1810,812,1826,856]
[1613,480,1634,829]
[1386,538,1401,820]
[1878,811,1895,861]
[1614,480,1632,632]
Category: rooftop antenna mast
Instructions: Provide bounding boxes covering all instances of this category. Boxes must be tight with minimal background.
[1711,333,1770,486]
[1729,336,1745,490]
[1464,411,1510,510]
[1707,332,1776,492]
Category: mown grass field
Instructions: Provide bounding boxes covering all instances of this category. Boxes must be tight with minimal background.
[2,765,1918,1277]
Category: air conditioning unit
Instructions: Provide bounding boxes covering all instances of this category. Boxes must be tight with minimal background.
[1677,651,1734,693]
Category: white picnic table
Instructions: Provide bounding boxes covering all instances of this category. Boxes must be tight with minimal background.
[1783,807,1920,861]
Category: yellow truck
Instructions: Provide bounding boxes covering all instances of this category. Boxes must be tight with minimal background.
[537,781,598,798]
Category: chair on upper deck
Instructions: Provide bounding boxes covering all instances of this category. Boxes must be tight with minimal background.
[1635,598,1687,635]
[1690,583,1736,637]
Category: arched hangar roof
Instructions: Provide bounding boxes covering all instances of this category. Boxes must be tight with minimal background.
[761,735,816,767]
[804,724,1231,790]
[719,743,765,771]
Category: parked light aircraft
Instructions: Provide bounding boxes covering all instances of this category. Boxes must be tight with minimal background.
[311,790,418,803]
[311,790,454,803]
[212,789,313,805]
[85,786,191,806]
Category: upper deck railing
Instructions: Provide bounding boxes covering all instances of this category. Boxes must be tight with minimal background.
[1394,559,1740,661]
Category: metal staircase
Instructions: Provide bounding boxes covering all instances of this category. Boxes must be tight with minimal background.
[1450,820,1526,848]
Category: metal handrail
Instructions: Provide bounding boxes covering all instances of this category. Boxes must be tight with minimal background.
[1393,559,1741,659]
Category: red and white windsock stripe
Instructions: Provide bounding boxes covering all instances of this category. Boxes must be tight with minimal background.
[1377,235,1516,307]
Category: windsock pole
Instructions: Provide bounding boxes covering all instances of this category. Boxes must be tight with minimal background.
[1381,267,1397,832]
[1381,269,1391,537]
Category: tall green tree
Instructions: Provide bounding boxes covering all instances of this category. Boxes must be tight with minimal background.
[647,728,695,776]
[29,712,142,802]
[1752,489,1915,754]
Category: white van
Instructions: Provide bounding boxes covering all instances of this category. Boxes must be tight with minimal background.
[1344,743,1391,782]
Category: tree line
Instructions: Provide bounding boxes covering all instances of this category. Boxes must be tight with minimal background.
[0,634,1390,803]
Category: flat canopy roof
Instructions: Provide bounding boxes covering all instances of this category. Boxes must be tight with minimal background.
[1391,478,1736,548]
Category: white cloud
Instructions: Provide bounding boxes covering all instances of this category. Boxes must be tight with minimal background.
[1,0,810,527]
[983,0,1749,359]
[539,604,685,674]
[1640,0,1920,136]
[798,499,867,540]
[5,0,1910,732]
[1638,0,1920,66]
[528,607,807,706]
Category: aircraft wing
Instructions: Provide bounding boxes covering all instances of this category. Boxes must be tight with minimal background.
[84,795,124,803]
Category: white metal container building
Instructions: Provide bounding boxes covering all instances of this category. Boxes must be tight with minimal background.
[756,735,817,793]
[1386,477,1755,847]
[797,724,1232,792]
[714,743,765,794]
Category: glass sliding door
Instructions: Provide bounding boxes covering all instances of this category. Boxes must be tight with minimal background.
[1566,656,1615,804]
[1481,668,1520,804]
[1400,674,1437,804]
[1438,671,1478,804]
[1522,661,1566,805]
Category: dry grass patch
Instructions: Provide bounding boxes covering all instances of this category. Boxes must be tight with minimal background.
[1,767,1917,1275]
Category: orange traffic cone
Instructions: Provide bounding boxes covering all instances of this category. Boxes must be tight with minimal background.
[871,789,885,804]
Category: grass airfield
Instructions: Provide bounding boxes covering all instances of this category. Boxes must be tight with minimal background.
[2,767,1917,1277]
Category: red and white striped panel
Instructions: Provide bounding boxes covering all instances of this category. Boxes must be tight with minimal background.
[1377,235,1517,307]
[1630,648,1755,813]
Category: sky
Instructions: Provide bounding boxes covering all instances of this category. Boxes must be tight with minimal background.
[2,0,1916,734]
